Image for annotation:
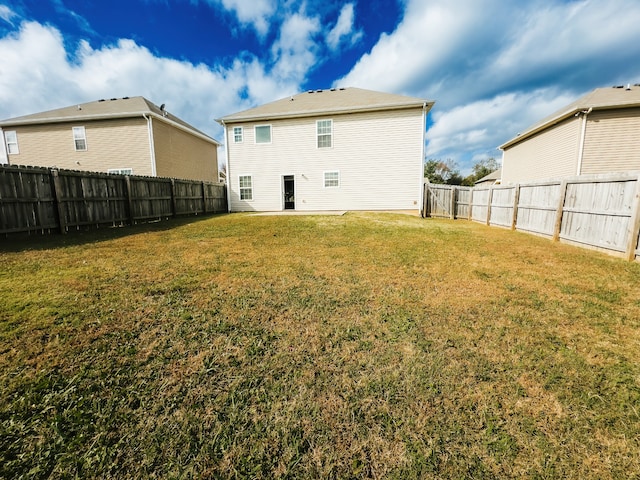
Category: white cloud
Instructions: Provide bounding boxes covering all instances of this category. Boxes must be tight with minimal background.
[335,0,640,171]
[52,0,97,36]
[326,3,362,51]
[212,0,276,37]
[426,89,578,170]
[335,0,489,94]
[0,5,16,25]
[270,11,321,84]
[0,20,297,142]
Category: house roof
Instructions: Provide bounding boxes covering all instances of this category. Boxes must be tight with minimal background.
[217,87,434,123]
[500,84,640,150]
[0,96,220,145]
[474,168,502,185]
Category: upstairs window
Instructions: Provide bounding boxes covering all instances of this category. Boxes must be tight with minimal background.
[108,168,133,175]
[233,126,243,143]
[255,125,271,144]
[239,175,253,200]
[73,126,87,151]
[317,119,332,148]
[4,130,18,154]
[324,171,340,188]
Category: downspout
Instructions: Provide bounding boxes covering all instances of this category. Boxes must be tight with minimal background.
[143,114,157,176]
[0,128,8,165]
[220,120,231,213]
[576,107,592,175]
[419,102,427,216]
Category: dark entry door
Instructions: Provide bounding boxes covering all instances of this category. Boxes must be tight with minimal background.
[284,175,295,210]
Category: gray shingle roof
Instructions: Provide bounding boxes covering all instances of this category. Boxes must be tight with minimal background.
[500,84,640,149]
[474,168,502,184]
[217,87,434,123]
[0,96,219,145]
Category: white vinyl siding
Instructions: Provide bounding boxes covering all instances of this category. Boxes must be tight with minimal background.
[255,125,271,144]
[73,126,87,151]
[317,120,332,148]
[226,109,424,212]
[239,175,253,200]
[501,116,581,184]
[233,127,243,143]
[4,130,18,154]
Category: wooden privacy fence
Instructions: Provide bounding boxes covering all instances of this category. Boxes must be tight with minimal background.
[0,165,227,236]
[423,172,640,261]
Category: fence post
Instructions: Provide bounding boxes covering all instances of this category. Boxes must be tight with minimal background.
[625,174,640,261]
[50,168,68,234]
[553,180,568,242]
[511,184,520,230]
[486,187,494,226]
[170,179,178,217]
[450,186,456,219]
[422,182,429,218]
[202,181,208,214]
[124,175,135,225]
[468,187,473,221]
[422,181,428,218]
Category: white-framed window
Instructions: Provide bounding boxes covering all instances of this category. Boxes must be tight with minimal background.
[4,130,18,154]
[324,171,340,188]
[233,126,243,143]
[73,126,87,151]
[107,168,133,175]
[239,175,253,200]
[255,125,271,144]
[317,119,332,148]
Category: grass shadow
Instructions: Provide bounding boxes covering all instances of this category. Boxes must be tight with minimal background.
[0,213,228,252]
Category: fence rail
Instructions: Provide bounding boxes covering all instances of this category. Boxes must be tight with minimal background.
[0,165,227,236]
[423,172,640,262]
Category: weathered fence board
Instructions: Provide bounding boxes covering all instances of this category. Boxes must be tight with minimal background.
[454,187,472,219]
[471,188,490,223]
[560,179,636,253]
[423,172,640,261]
[424,183,454,218]
[0,166,58,233]
[515,182,561,237]
[489,186,515,228]
[0,165,227,236]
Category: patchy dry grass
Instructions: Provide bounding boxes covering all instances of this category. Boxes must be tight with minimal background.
[1,212,639,479]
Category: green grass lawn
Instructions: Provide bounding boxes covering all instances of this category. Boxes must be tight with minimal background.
[1,212,639,479]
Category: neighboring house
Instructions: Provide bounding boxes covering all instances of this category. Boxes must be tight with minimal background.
[499,84,640,184]
[217,87,434,212]
[474,168,502,186]
[0,97,220,182]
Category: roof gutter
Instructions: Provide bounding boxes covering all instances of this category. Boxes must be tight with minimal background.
[1,112,220,146]
[499,101,640,150]
[216,102,434,125]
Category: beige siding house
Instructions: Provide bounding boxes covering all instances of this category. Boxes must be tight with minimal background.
[500,85,640,184]
[217,88,434,212]
[0,97,220,182]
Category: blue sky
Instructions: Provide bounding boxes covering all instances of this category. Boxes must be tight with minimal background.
[1,0,640,174]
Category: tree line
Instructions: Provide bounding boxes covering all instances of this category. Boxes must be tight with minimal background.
[424,157,500,186]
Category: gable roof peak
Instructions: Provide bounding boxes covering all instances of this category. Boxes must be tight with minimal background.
[499,84,640,149]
